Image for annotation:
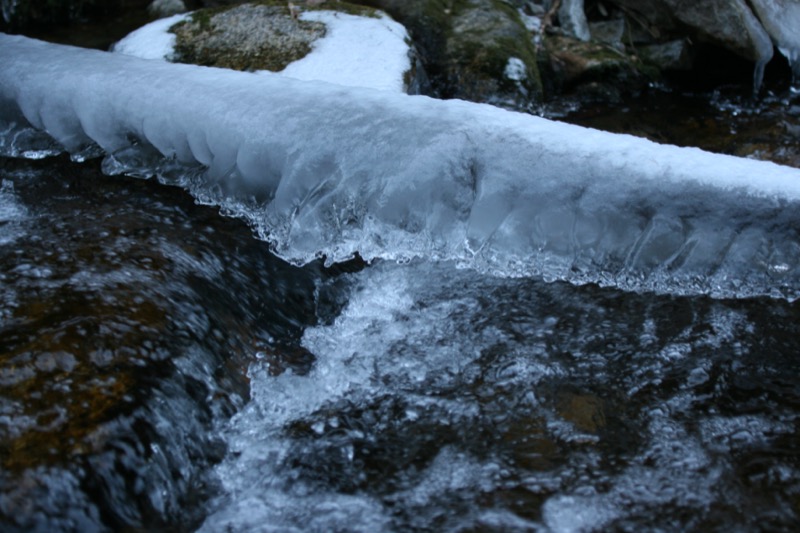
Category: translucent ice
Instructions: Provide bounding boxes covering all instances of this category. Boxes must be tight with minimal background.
[2,34,800,299]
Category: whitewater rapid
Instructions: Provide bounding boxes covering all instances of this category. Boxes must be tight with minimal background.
[2,33,800,299]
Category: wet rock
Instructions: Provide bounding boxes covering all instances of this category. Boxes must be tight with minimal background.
[148,0,187,19]
[544,34,649,96]
[0,156,321,530]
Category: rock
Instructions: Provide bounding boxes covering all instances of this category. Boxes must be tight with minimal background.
[445,0,543,108]
[170,3,326,71]
[588,18,625,50]
[610,0,773,64]
[544,34,648,90]
[639,39,694,71]
[148,0,187,19]
[609,0,773,91]
[355,0,543,109]
[559,0,590,41]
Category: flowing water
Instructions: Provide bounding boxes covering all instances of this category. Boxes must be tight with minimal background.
[2,145,800,531]
[2,17,800,531]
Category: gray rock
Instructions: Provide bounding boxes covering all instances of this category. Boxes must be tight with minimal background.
[589,18,625,50]
[446,0,544,108]
[170,4,326,72]
[355,0,544,108]
[610,0,772,64]
[148,0,188,19]
[558,0,590,41]
[639,39,694,71]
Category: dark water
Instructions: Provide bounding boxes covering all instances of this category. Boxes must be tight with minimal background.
[555,86,800,169]
[0,156,321,530]
[2,152,800,531]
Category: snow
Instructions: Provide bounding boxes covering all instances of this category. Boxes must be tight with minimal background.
[278,11,411,93]
[111,13,188,60]
[112,9,411,93]
[2,33,800,299]
[504,57,527,81]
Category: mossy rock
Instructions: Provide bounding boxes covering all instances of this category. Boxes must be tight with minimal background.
[543,34,653,94]
[354,0,543,109]
[171,2,323,71]
[444,0,543,109]
[170,1,383,72]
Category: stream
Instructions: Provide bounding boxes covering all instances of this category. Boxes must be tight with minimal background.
[2,14,800,532]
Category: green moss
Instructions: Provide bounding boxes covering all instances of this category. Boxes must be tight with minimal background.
[168,1,384,72]
[442,0,543,104]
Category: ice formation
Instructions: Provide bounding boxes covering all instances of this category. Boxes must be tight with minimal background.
[750,0,800,85]
[2,33,800,299]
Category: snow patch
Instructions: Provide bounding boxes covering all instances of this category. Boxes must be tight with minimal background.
[112,13,188,60]
[112,8,411,93]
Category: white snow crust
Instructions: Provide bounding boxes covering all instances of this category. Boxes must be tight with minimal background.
[112,9,411,93]
[111,13,188,60]
[2,33,800,299]
[278,11,411,93]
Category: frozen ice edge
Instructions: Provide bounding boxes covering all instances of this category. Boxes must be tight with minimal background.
[2,33,800,300]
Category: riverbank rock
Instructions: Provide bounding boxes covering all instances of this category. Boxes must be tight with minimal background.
[148,0,188,18]
[354,0,543,110]
[543,34,651,102]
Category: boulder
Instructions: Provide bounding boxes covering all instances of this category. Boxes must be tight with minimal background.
[355,0,544,109]
[148,0,188,18]
[609,0,773,65]
[170,3,326,71]
[544,33,649,94]
[639,39,694,71]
